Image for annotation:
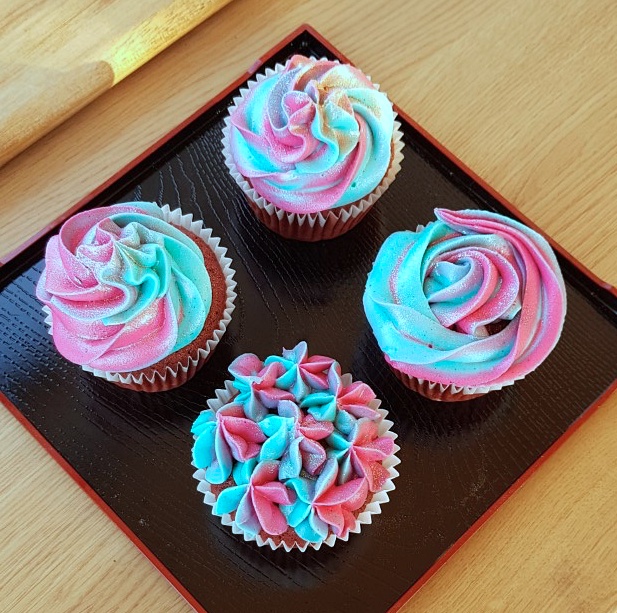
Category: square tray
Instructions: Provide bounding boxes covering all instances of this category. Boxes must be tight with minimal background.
[1,26,616,613]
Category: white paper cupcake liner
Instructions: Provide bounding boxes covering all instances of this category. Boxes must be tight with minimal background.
[42,203,237,392]
[388,363,521,402]
[221,58,405,241]
[193,378,400,552]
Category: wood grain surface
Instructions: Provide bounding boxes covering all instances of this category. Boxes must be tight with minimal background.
[0,0,232,167]
[1,0,616,611]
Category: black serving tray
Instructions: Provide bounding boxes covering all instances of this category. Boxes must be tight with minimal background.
[1,26,616,613]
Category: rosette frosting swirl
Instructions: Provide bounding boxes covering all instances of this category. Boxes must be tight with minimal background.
[363,209,567,388]
[228,55,395,213]
[36,202,212,372]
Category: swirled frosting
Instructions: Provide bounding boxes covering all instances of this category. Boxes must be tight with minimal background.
[192,342,396,543]
[363,209,567,388]
[228,55,395,213]
[36,202,212,372]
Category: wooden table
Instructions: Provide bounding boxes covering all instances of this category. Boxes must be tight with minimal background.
[1,0,616,610]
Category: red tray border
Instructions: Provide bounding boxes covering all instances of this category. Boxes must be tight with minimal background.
[1,23,616,613]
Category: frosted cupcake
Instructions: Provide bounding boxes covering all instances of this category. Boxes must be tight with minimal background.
[192,342,400,551]
[36,202,236,392]
[364,209,567,401]
[222,55,404,241]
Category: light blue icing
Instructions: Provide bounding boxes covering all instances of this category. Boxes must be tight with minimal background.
[265,344,312,400]
[326,430,355,485]
[97,202,211,356]
[333,409,356,436]
[279,436,304,481]
[213,459,257,516]
[298,361,341,421]
[231,375,269,422]
[300,391,337,422]
[258,415,295,461]
[191,409,233,485]
[280,460,338,543]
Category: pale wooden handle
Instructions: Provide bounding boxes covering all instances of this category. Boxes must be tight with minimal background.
[0,0,233,167]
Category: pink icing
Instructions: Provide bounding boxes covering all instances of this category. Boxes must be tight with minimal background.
[297,413,334,440]
[214,404,266,462]
[337,381,381,420]
[345,420,395,492]
[246,362,297,406]
[36,203,211,372]
[236,461,295,536]
[311,461,369,537]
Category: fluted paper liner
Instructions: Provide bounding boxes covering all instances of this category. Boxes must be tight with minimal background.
[193,378,400,552]
[388,363,520,402]
[42,203,237,392]
[222,59,405,241]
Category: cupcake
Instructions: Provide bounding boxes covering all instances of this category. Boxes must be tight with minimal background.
[222,55,404,241]
[36,202,236,392]
[363,208,567,401]
[191,342,399,551]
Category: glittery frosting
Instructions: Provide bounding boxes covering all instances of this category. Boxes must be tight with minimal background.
[36,202,212,372]
[228,55,395,214]
[191,342,395,542]
[363,208,567,388]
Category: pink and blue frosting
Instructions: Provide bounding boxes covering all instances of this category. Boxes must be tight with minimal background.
[191,342,395,543]
[36,202,212,373]
[228,55,395,214]
[281,458,368,543]
[363,208,567,388]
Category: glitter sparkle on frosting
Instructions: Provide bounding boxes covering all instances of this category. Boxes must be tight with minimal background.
[363,208,567,387]
[36,202,212,372]
[191,342,395,543]
[229,55,395,214]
